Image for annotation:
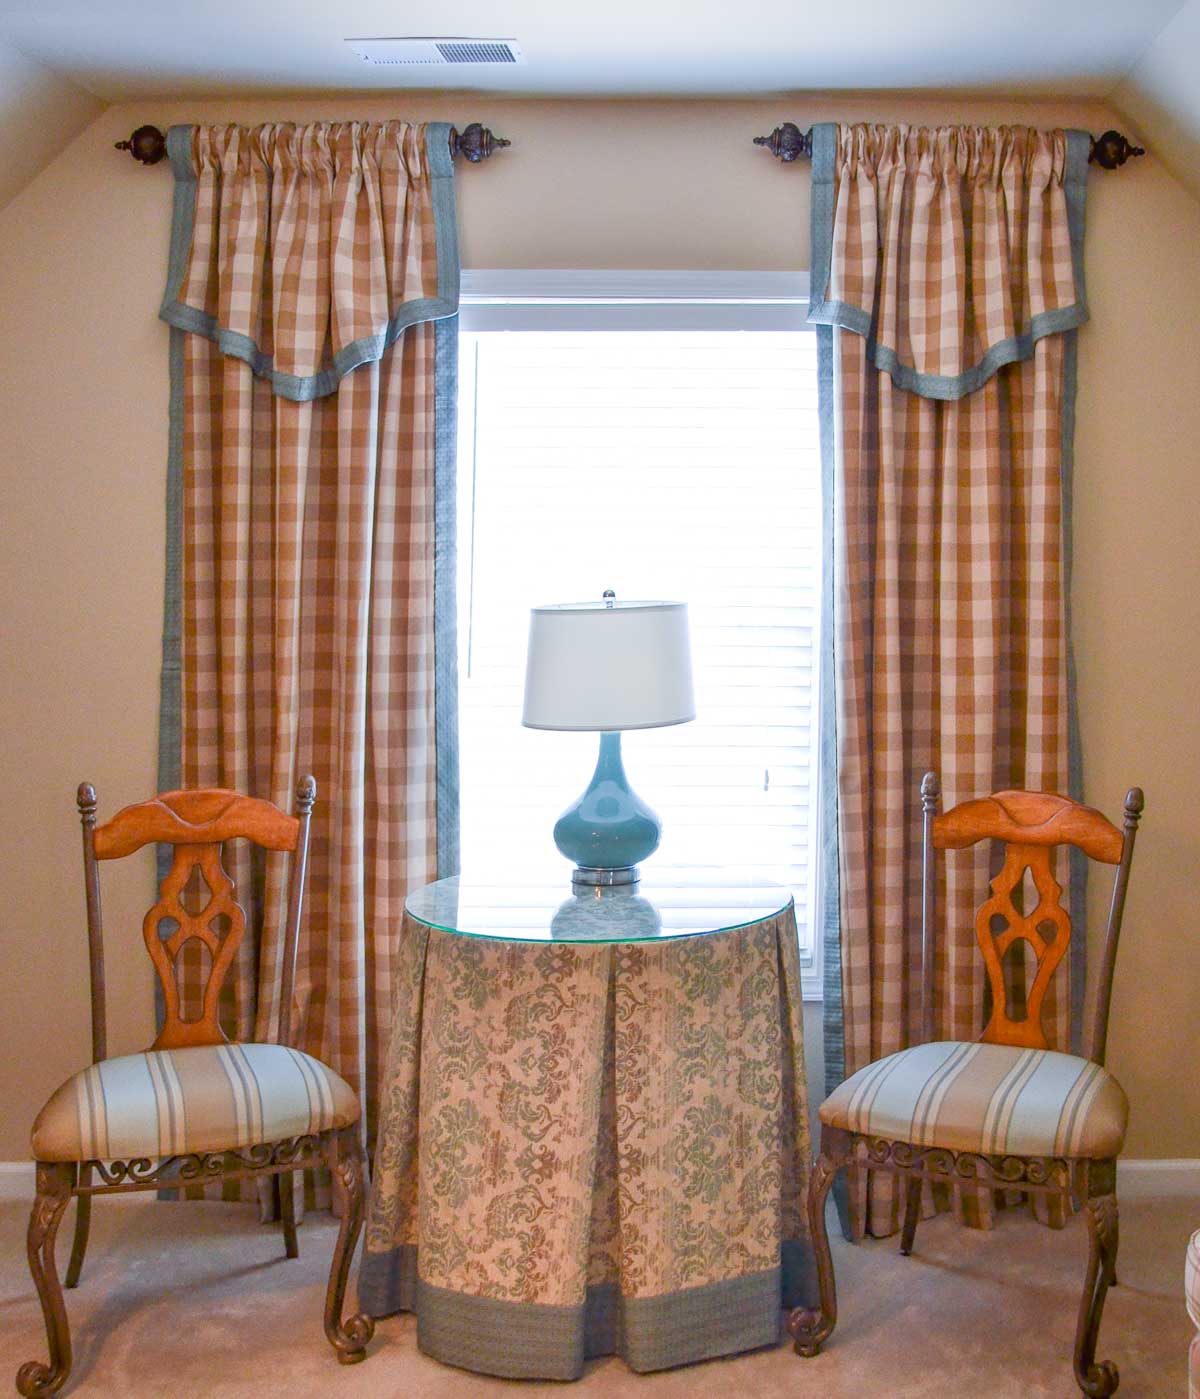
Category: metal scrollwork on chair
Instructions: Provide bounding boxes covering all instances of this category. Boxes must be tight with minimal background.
[862,1138,1075,1192]
[87,1135,326,1192]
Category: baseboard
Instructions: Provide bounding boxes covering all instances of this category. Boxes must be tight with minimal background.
[1119,1159,1200,1199]
[1,1157,1196,1202]
[0,1162,34,1200]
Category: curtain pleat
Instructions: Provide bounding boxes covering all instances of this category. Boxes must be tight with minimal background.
[812,122,1087,1238]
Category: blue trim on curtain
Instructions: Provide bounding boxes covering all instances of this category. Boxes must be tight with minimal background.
[161,125,198,304]
[808,124,837,311]
[809,125,845,1098]
[816,325,842,1099]
[158,328,184,804]
[156,129,195,1052]
[1062,129,1090,1054]
[158,123,462,404]
[427,121,462,880]
[156,126,194,818]
[434,316,461,879]
[806,303,1089,402]
[811,124,852,1236]
[154,325,185,1037]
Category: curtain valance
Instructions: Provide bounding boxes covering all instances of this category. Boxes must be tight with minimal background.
[159,121,459,401]
[807,122,1089,400]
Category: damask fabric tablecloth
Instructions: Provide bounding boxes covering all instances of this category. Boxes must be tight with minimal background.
[357,907,814,1379]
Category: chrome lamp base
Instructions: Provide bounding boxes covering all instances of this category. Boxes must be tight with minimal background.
[571,864,641,887]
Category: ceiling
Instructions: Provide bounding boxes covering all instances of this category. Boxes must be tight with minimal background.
[2,0,1200,205]
[0,0,1188,99]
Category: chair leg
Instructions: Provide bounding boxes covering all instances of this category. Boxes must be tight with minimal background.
[63,1164,93,1289]
[1073,1182,1120,1398]
[16,1162,75,1399]
[899,1174,922,1256]
[323,1126,375,1365]
[278,1170,300,1260]
[787,1126,851,1358]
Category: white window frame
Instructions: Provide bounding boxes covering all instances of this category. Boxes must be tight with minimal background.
[457,269,824,999]
[460,269,811,330]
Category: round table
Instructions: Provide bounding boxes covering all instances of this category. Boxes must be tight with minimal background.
[358,872,814,1380]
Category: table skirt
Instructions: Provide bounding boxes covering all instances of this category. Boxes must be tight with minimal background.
[358,907,814,1379]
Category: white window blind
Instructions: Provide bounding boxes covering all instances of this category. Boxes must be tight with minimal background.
[456,286,822,990]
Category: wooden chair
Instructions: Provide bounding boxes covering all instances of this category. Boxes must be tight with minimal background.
[17,780,375,1398]
[789,773,1143,1398]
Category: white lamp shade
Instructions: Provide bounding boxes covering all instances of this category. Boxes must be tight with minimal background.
[522,600,696,732]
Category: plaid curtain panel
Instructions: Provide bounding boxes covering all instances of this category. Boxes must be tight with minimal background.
[809,124,1089,1237]
[156,122,460,1195]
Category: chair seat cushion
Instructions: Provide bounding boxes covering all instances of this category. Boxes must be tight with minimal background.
[819,1040,1128,1160]
[31,1042,360,1163]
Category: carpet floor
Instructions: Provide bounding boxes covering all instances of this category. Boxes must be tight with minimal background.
[0,1190,1190,1397]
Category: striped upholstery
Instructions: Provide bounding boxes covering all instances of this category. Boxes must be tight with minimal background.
[819,1041,1127,1160]
[30,1043,359,1163]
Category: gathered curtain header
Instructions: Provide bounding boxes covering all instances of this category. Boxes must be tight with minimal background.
[807,122,1089,400]
[159,121,459,401]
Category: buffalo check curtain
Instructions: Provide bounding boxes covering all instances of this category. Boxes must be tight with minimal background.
[809,123,1089,1237]
[156,122,460,1187]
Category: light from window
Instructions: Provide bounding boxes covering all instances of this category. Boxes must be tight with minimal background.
[456,312,821,980]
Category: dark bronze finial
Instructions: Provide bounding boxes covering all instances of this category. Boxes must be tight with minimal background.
[77,782,98,816]
[1123,786,1145,822]
[920,771,941,810]
[296,774,317,812]
[753,122,812,163]
[115,125,167,166]
[450,123,511,163]
[1089,130,1145,170]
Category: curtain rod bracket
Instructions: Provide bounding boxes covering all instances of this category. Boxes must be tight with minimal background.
[116,122,512,166]
[753,120,1146,170]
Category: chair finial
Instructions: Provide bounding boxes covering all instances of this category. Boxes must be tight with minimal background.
[920,771,940,810]
[1123,787,1144,823]
[77,783,97,818]
[296,775,317,813]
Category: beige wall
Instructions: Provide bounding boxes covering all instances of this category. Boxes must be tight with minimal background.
[1,95,1196,1161]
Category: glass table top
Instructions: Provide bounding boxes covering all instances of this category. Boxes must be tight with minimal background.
[404,872,794,944]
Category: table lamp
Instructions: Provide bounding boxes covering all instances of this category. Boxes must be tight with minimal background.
[522,593,695,886]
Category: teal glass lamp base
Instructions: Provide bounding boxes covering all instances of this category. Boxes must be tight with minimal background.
[553,731,661,886]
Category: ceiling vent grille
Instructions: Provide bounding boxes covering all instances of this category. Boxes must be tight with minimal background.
[346,38,525,66]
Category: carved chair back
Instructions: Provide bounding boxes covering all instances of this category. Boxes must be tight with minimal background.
[919,773,1142,1065]
[76,779,315,1062]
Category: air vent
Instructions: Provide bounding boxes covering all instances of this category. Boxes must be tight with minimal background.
[346,37,525,66]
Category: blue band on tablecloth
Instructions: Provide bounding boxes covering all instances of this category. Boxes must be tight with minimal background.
[358,1248,815,1379]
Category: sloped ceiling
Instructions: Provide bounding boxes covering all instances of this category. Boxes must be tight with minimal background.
[0,38,103,210]
[0,0,1184,98]
[1113,0,1200,201]
[0,1,1198,205]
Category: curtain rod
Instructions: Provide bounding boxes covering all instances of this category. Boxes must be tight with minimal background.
[753,122,1145,170]
[115,122,511,166]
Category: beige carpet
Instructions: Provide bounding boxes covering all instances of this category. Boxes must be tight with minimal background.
[0,1190,1190,1397]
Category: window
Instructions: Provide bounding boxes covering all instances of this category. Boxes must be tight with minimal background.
[456,272,823,994]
